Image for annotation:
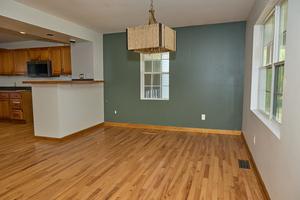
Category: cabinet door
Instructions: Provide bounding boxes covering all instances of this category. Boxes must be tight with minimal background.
[0,99,10,119]
[28,48,49,60]
[39,48,49,60]
[0,50,14,75]
[13,49,29,75]
[61,46,72,75]
[28,48,40,60]
[49,47,62,76]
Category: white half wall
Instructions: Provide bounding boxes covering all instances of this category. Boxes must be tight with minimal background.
[242,0,300,199]
[32,83,104,138]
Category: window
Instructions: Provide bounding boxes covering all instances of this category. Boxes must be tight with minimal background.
[256,0,288,124]
[140,53,169,100]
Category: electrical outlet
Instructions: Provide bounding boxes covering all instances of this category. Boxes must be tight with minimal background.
[253,136,256,145]
[201,114,206,121]
[114,110,118,115]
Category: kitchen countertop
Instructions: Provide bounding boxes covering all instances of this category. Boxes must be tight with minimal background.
[0,87,31,91]
[23,80,104,84]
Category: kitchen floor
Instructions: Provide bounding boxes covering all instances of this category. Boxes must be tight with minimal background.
[0,122,266,199]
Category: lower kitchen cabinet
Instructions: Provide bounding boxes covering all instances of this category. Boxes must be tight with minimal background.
[0,99,10,119]
[0,91,33,123]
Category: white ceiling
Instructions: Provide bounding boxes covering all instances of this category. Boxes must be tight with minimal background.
[14,0,255,33]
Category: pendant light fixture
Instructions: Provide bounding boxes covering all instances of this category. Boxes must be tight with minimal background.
[127,0,176,54]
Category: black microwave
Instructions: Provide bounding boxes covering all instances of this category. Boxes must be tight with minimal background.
[27,60,53,77]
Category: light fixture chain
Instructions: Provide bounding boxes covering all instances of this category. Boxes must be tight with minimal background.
[150,0,154,10]
[148,0,157,24]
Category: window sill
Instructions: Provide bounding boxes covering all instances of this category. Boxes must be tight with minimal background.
[140,98,169,101]
[251,109,281,139]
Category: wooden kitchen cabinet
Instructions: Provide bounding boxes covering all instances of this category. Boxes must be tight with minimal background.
[0,91,33,123]
[13,49,29,75]
[49,47,62,76]
[0,49,14,75]
[61,46,72,75]
[28,47,49,60]
[0,46,71,76]
[0,99,10,119]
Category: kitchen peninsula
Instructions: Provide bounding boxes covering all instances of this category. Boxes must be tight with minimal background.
[24,80,104,138]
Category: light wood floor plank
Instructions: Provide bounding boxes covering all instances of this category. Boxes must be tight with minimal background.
[0,123,266,200]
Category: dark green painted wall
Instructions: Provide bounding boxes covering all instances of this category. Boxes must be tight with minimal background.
[104,22,245,130]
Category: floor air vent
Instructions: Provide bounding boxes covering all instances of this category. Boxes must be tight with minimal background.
[238,159,251,169]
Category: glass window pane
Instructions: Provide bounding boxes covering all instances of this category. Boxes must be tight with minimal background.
[274,94,283,123]
[265,67,273,114]
[258,68,267,111]
[152,87,161,99]
[144,87,151,99]
[162,86,169,99]
[258,67,272,114]
[263,44,273,66]
[162,60,169,72]
[153,61,162,72]
[264,13,275,46]
[144,74,151,86]
[266,67,272,92]
[145,61,152,72]
[263,13,275,66]
[279,1,288,61]
[273,65,284,122]
[162,74,169,86]
[276,65,284,94]
[152,74,161,86]
[265,91,271,115]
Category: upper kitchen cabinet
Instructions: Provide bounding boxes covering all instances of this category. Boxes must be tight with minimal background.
[0,49,14,75]
[28,47,49,61]
[61,46,72,75]
[0,46,72,76]
[13,49,29,75]
[49,47,62,76]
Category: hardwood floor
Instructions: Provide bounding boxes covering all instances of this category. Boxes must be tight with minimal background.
[0,122,266,200]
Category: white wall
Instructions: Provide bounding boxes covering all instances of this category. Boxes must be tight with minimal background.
[71,42,94,80]
[242,0,300,199]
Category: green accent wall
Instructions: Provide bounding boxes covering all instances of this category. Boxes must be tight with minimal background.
[104,22,246,130]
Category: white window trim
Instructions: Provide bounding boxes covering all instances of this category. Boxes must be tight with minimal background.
[140,53,170,101]
[250,0,287,139]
